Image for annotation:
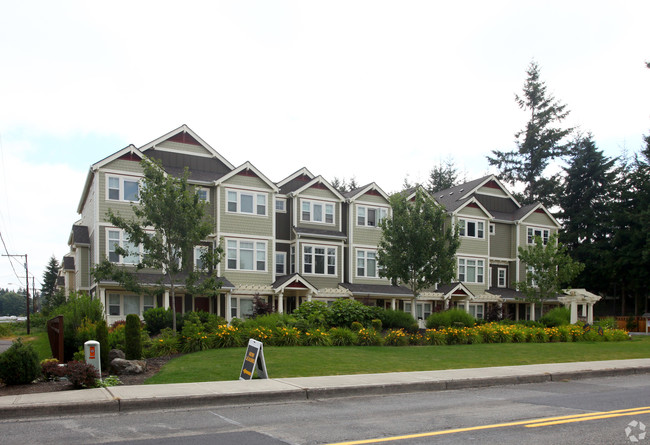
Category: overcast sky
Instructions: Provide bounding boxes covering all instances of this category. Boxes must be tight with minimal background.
[1,1,648,292]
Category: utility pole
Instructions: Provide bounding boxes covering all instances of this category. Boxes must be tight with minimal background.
[2,253,30,334]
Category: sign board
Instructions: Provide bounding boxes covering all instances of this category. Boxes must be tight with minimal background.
[84,340,101,377]
[239,339,268,380]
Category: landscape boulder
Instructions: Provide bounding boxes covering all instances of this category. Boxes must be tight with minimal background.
[110,358,147,375]
[109,349,125,362]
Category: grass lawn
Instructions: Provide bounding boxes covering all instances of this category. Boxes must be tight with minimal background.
[145,335,650,385]
[2,326,53,362]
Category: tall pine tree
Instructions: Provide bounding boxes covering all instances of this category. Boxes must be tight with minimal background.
[488,61,573,207]
[41,256,61,312]
[427,158,461,193]
[558,134,618,295]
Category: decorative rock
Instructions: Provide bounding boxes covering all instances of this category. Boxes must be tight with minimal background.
[110,358,147,375]
[109,349,125,362]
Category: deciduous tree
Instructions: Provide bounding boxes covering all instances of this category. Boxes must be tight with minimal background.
[377,188,460,318]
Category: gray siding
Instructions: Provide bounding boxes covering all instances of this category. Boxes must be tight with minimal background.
[490,223,513,259]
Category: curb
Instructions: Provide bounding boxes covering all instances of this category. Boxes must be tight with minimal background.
[3,365,650,419]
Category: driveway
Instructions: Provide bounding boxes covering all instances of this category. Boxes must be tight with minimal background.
[0,340,12,354]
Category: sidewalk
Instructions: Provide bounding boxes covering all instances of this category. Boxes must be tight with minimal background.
[1,358,650,419]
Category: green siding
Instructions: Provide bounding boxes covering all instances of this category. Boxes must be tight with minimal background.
[356,192,387,205]
[464,283,488,295]
[223,271,273,287]
[98,170,141,223]
[457,206,488,218]
[458,237,489,256]
[352,203,388,246]
[301,186,339,200]
[306,275,341,290]
[477,186,508,197]
[523,211,556,227]
[227,173,271,189]
[219,186,273,237]
[104,158,144,174]
[490,223,513,259]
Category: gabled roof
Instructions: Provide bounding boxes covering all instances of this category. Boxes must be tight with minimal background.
[139,124,235,170]
[449,196,493,218]
[272,273,318,294]
[291,175,345,201]
[62,256,75,271]
[68,224,90,247]
[517,203,561,228]
[276,167,315,194]
[78,145,144,213]
[343,182,390,202]
[215,161,279,192]
[435,282,475,300]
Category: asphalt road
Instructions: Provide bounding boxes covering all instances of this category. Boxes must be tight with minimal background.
[2,373,649,445]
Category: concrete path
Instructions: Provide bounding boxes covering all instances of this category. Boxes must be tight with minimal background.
[1,358,650,419]
[0,340,12,354]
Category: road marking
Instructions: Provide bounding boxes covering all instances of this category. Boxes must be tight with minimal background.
[209,411,244,427]
[324,406,650,445]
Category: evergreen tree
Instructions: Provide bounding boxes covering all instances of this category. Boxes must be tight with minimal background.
[488,61,573,207]
[558,134,618,294]
[377,188,460,318]
[41,256,60,312]
[427,158,461,193]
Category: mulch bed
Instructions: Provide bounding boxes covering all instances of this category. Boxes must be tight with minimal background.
[0,355,178,397]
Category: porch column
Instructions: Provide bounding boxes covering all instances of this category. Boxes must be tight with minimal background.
[226,293,232,322]
[278,292,284,314]
[587,302,594,324]
[465,299,471,314]
[307,291,313,302]
[99,288,106,320]
[529,303,536,321]
[444,299,450,310]
[515,303,519,321]
[570,300,578,324]
[391,298,396,310]
[163,290,170,310]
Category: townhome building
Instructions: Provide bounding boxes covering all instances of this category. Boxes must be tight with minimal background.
[64,124,582,327]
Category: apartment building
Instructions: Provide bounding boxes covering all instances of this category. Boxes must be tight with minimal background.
[64,125,565,326]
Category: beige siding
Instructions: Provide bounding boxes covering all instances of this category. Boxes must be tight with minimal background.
[297,198,342,232]
[75,247,90,289]
[98,170,141,223]
[458,237,489,256]
[103,158,144,174]
[301,186,339,200]
[457,206,488,219]
[305,275,341,289]
[227,173,271,189]
[158,140,214,156]
[356,192,387,205]
[464,283,488,295]
[490,223,513,259]
[477,186,508,197]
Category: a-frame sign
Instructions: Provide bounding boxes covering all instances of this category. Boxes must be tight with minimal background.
[239,339,268,380]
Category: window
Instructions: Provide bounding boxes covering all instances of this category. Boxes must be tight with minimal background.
[194,246,209,271]
[356,249,379,278]
[469,303,484,319]
[230,297,238,318]
[196,188,209,202]
[143,295,154,313]
[527,227,550,245]
[490,224,495,235]
[106,175,140,202]
[526,266,537,287]
[108,294,120,316]
[226,239,266,271]
[301,200,335,224]
[276,252,286,275]
[303,245,336,275]
[226,189,267,216]
[275,198,286,212]
[231,297,253,319]
[497,267,507,288]
[290,246,295,274]
[124,295,140,315]
[357,205,388,227]
[107,229,141,264]
[458,258,485,283]
[458,218,485,238]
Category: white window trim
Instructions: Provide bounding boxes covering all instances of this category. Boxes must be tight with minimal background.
[458,257,485,284]
[275,198,287,213]
[107,228,145,265]
[194,245,209,271]
[300,199,336,225]
[275,251,287,275]
[226,238,268,272]
[356,205,389,228]
[196,187,210,202]
[497,267,507,288]
[458,218,485,239]
[107,292,154,317]
[527,226,550,245]
[226,188,268,216]
[489,223,495,235]
[106,174,141,202]
[356,249,380,278]
[302,244,337,276]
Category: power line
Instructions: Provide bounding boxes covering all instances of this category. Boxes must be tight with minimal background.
[0,230,21,282]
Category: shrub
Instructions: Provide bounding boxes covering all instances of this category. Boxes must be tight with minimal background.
[41,359,66,381]
[384,329,409,346]
[408,331,424,345]
[202,314,228,333]
[247,326,274,343]
[379,309,418,332]
[252,295,273,317]
[124,314,142,360]
[57,292,105,361]
[143,307,173,336]
[148,328,181,356]
[329,327,357,346]
[594,317,617,330]
[0,323,12,337]
[95,320,110,370]
[426,309,475,329]
[356,328,383,346]
[301,328,331,346]
[0,339,41,385]
[65,361,100,389]
[212,324,243,348]
[108,322,126,350]
[424,329,446,345]
[273,326,301,346]
[326,299,374,328]
[293,301,330,327]
[243,313,294,330]
[180,318,210,353]
[539,307,570,327]
[370,319,382,331]
[350,321,364,332]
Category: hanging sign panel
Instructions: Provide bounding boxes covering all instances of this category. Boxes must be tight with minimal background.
[239,339,268,380]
